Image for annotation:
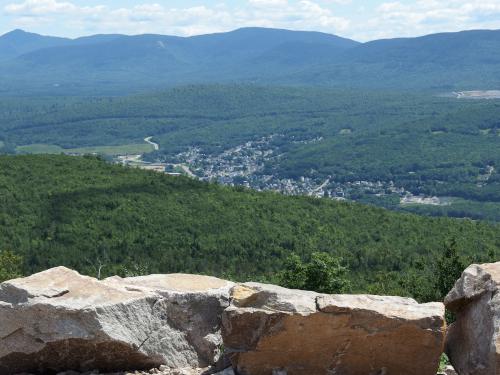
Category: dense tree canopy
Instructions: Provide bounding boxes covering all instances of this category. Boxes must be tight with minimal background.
[0,155,498,297]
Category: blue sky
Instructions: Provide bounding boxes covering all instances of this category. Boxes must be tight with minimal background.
[1,0,500,41]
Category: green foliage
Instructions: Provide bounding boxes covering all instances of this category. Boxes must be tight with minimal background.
[280,252,350,294]
[436,239,467,299]
[436,239,467,323]
[397,264,440,303]
[279,254,307,290]
[0,250,23,282]
[304,253,350,294]
[0,155,499,298]
[390,238,468,310]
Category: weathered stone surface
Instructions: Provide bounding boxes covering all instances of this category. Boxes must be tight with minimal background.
[0,267,234,375]
[222,283,446,375]
[1,268,448,375]
[444,262,500,375]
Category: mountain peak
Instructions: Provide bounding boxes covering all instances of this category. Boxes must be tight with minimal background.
[0,29,70,61]
[1,29,30,38]
[1,29,70,42]
[6,28,28,34]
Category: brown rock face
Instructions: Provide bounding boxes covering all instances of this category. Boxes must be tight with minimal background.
[0,267,234,375]
[222,283,446,375]
[444,262,500,375]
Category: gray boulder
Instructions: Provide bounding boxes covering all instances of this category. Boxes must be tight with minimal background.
[445,262,500,375]
[0,267,234,374]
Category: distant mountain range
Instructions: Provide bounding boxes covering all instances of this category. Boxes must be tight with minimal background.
[1,27,499,94]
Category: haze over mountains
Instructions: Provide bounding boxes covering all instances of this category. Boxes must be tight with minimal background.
[1,27,500,94]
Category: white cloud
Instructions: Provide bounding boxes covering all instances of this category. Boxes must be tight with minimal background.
[5,0,103,16]
[3,0,350,37]
[299,0,349,29]
[350,0,500,41]
[321,0,351,4]
[5,0,76,14]
[248,0,289,7]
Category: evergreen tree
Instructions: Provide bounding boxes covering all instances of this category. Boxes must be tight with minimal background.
[436,239,466,300]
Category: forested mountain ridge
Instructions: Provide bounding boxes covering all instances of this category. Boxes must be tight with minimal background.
[294,29,500,89]
[1,28,500,94]
[0,27,358,94]
[1,155,499,297]
[345,29,500,65]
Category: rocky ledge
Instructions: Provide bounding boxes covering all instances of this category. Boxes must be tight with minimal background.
[7,264,498,375]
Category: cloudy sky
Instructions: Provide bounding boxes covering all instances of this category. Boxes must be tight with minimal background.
[1,0,500,41]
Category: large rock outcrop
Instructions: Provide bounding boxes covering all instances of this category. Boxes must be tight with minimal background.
[445,262,500,375]
[222,283,446,375]
[0,268,448,375]
[0,267,234,374]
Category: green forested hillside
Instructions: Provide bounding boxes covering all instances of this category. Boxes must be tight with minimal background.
[1,155,498,296]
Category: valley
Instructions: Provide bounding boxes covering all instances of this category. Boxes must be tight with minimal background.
[2,85,500,221]
[30,130,459,210]
[156,135,445,205]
